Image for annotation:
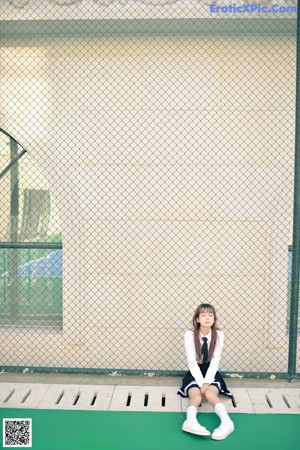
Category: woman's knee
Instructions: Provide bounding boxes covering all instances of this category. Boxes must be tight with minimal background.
[188,388,202,405]
[205,391,215,402]
[205,387,219,402]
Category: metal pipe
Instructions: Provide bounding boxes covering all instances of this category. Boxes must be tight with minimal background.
[0,242,62,249]
[0,149,27,180]
[9,137,19,322]
[288,4,300,381]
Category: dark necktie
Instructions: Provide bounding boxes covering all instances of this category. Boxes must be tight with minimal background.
[202,337,208,363]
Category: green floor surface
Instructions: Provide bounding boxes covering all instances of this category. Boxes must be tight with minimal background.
[0,409,299,450]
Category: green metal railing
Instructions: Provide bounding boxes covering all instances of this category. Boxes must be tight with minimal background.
[0,242,63,326]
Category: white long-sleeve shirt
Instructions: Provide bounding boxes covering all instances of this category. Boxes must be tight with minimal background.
[183,329,224,387]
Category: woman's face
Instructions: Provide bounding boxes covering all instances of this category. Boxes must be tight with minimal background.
[197,308,215,328]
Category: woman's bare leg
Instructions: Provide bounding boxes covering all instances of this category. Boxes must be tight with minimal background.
[205,385,234,440]
[182,387,210,436]
[187,387,202,407]
[204,385,219,407]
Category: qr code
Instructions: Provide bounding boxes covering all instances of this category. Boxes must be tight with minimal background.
[3,419,32,448]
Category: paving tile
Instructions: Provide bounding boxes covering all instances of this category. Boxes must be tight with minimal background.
[229,388,255,413]
[37,384,114,410]
[0,383,50,409]
[109,385,181,412]
[248,388,300,414]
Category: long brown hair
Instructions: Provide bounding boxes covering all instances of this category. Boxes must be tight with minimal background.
[192,303,218,363]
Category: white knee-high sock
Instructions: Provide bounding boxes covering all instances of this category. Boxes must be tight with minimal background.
[186,406,198,424]
[214,403,232,426]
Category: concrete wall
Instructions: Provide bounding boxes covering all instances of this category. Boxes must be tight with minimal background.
[0,33,296,373]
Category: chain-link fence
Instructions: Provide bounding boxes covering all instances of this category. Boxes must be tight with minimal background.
[0,0,299,379]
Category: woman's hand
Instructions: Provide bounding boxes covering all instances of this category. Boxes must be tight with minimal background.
[200,383,210,402]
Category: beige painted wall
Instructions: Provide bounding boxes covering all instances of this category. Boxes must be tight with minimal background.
[0,35,296,373]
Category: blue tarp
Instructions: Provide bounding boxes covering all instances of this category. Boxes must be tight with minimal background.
[17,250,62,277]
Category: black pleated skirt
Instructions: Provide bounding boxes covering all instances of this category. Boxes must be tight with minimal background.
[177,362,233,398]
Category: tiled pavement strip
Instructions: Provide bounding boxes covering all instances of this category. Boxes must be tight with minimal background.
[0,374,300,414]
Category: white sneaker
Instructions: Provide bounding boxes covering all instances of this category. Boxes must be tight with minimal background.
[182,420,210,436]
[211,421,234,440]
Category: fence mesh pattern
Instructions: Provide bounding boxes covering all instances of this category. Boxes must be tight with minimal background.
[0,0,299,377]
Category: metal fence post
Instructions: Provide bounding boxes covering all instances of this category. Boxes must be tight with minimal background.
[9,137,19,322]
[288,6,300,381]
